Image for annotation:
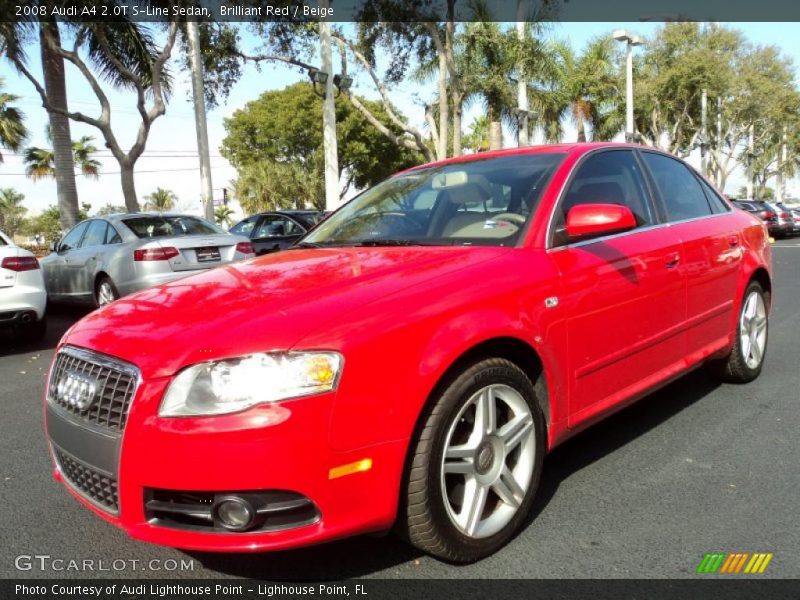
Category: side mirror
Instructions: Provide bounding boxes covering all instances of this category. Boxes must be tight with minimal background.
[566,203,637,240]
[50,241,59,253]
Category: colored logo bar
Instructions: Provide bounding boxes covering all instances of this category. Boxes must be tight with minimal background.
[697,552,773,574]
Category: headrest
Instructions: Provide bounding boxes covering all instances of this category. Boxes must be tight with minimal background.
[444,182,491,205]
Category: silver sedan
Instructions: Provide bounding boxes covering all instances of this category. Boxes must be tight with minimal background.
[40,213,254,306]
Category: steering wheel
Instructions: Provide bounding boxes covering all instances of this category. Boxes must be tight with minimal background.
[492,213,527,226]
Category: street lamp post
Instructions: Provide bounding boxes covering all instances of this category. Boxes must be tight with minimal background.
[613,30,643,143]
[319,9,340,212]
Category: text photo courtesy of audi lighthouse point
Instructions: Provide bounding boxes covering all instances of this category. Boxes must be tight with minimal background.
[0,0,798,597]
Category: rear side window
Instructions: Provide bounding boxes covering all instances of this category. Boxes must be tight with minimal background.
[640,152,713,221]
[106,225,122,244]
[81,220,108,248]
[122,216,223,239]
[698,178,730,214]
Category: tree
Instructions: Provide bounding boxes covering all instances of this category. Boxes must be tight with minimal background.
[0,77,28,162]
[233,161,325,213]
[23,134,101,180]
[462,115,490,153]
[144,188,177,212]
[538,37,623,143]
[0,188,27,236]
[95,203,127,216]
[221,83,421,198]
[463,19,515,150]
[632,23,742,156]
[26,203,90,243]
[5,19,179,213]
[214,205,234,227]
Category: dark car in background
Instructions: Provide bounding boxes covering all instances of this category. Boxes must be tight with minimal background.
[762,201,795,237]
[230,211,327,255]
[732,200,779,235]
[774,202,800,234]
[732,200,791,237]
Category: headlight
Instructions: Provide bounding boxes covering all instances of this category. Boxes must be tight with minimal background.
[159,352,343,417]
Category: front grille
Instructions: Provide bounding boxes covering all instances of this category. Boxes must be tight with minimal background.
[53,446,119,514]
[48,347,139,431]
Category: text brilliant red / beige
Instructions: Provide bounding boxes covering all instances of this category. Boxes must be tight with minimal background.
[220,4,334,17]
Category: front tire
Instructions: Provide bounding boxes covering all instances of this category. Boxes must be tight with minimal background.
[711,281,769,383]
[401,358,545,562]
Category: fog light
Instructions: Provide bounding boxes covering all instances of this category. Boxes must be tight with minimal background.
[214,497,255,531]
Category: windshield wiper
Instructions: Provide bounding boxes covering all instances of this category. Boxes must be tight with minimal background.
[289,241,325,249]
[351,239,435,247]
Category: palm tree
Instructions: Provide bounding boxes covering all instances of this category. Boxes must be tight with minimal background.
[532,37,623,143]
[462,115,491,153]
[0,78,27,162]
[463,19,516,150]
[72,136,101,177]
[214,205,234,227]
[23,133,101,181]
[2,18,171,226]
[0,187,27,236]
[144,188,177,212]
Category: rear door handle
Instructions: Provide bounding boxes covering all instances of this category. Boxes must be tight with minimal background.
[664,252,681,269]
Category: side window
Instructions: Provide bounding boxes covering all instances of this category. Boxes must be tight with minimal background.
[640,153,713,221]
[254,216,296,238]
[230,216,258,237]
[697,177,730,214]
[554,150,654,246]
[59,222,89,252]
[106,224,122,244]
[81,220,108,248]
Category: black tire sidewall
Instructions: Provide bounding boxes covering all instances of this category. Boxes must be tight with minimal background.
[422,359,545,560]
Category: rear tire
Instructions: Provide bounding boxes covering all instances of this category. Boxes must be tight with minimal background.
[94,276,119,308]
[400,358,545,562]
[709,281,768,383]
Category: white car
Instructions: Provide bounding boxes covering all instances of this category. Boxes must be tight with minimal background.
[0,230,47,341]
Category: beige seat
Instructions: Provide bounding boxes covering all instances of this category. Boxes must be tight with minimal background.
[437,183,492,237]
[442,212,491,237]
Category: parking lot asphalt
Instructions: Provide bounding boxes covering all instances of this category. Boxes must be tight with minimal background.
[1,240,798,580]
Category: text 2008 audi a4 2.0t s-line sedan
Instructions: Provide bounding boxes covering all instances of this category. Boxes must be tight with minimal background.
[44,143,771,562]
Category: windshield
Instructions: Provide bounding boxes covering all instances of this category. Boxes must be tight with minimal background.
[122,216,225,239]
[303,154,563,247]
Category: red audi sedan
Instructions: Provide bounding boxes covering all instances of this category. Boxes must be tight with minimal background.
[45,144,771,562]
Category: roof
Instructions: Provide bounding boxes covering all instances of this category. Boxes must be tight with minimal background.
[398,142,648,175]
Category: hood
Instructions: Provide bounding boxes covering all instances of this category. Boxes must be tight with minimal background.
[63,245,509,378]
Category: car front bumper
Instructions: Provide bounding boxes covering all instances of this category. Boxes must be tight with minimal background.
[46,372,406,552]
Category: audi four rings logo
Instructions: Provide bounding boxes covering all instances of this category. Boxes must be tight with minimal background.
[56,371,98,410]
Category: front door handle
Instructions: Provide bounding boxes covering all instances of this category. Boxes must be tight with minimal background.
[664,252,681,269]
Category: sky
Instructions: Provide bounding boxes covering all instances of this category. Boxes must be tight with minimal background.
[1,21,799,217]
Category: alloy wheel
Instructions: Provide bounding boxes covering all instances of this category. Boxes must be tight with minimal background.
[97,281,117,306]
[440,384,536,539]
[739,290,767,370]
